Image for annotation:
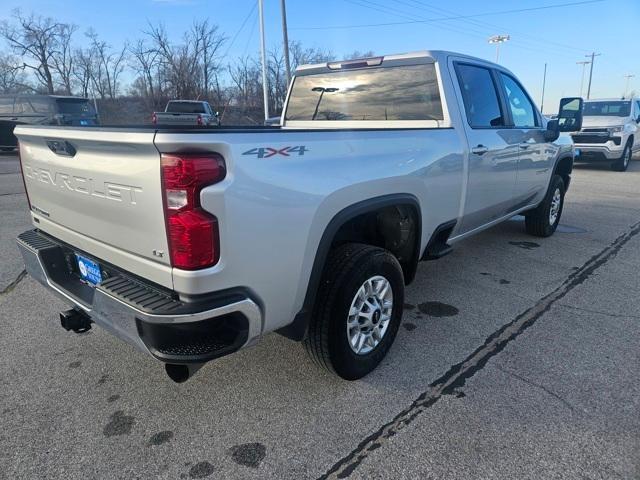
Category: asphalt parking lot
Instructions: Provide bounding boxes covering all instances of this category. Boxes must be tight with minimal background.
[1,151,639,480]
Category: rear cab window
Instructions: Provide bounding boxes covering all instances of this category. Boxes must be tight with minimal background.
[55,98,96,115]
[166,102,206,114]
[284,63,444,126]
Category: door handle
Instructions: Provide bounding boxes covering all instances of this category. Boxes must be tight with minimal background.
[471,145,488,155]
[10,117,18,121]
[519,143,530,149]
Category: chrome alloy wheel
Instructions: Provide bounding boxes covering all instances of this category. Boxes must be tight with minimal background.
[549,188,561,226]
[346,275,393,355]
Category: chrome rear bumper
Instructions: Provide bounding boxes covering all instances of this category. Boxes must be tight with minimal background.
[16,229,262,363]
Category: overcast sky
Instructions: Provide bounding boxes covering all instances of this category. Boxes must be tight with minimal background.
[2,0,637,112]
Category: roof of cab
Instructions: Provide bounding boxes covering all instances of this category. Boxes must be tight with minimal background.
[295,50,504,76]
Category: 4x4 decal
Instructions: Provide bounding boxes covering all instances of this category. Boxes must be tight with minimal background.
[242,146,309,158]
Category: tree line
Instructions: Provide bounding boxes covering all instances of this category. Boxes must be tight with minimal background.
[0,9,372,119]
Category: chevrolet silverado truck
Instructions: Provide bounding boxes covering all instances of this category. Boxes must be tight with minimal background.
[15,51,582,382]
[572,97,640,172]
[151,100,220,126]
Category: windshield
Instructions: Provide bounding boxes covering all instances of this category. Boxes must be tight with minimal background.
[583,101,631,117]
[166,102,206,114]
[285,64,443,121]
[55,98,96,115]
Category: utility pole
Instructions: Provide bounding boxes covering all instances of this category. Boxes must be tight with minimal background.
[258,0,269,121]
[488,34,510,63]
[280,0,291,87]
[540,63,547,113]
[576,60,590,97]
[623,74,635,97]
[585,52,601,99]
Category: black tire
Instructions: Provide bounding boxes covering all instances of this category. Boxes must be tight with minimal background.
[611,140,632,172]
[524,174,565,237]
[303,243,404,380]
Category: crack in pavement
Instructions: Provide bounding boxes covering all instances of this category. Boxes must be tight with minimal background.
[495,365,577,413]
[317,220,640,480]
[556,302,640,320]
[0,269,27,296]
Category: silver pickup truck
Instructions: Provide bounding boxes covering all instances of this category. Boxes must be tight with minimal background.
[152,100,219,126]
[15,50,582,382]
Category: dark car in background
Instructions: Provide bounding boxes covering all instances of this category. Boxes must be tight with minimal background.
[0,95,99,150]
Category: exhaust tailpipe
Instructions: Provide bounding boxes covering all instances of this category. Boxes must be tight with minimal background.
[165,363,204,383]
[60,308,92,333]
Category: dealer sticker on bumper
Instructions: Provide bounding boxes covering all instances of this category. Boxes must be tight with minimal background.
[76,254,102,286]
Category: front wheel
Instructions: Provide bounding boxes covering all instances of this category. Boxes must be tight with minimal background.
[524,174,565,237]
[303,243,404,380]
[611,141,632,172]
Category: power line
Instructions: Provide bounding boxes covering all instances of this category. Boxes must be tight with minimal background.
[223,2,257,58]
[292,0,604,31]
[396,0,592,54]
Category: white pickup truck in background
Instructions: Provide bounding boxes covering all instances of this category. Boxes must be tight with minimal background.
[151,100,220,126]
[572,97,640,171]
[15,50,582,383]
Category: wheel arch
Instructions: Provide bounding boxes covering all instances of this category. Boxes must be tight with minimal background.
[277,193,422,341]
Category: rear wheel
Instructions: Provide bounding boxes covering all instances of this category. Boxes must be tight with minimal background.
[611,141,632,172]
[524,174,565,237]
[303,243,404,380]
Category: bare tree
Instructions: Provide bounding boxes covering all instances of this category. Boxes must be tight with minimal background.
[191,20,226,99]
[86,30,127,99]
[0,10,68,94]
[73,47,94,98]
[51,23,77,94]
[0,52,33,93]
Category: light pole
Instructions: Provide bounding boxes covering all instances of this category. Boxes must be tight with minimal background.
[585,52,601,100]
[623,74,635,97]
[540,63,547,113]
[280,0,291,87]
[311,87,338,121]
[488,35,510,63]
[576,60,591,97]
[258,0,269,121]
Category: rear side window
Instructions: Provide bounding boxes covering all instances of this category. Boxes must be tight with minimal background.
[455,64,504,128]
[14,98,36,114]
[500,73,538,128]
[0,97,14,115]
[285,64,443,121]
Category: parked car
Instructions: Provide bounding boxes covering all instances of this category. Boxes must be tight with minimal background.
[0,95,98,151]
[572,97,640,171]
[15,50,581,383]
[152,100,220,126]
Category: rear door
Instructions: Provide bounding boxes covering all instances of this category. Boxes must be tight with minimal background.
[497,72,554,207]
[452,61,520,234]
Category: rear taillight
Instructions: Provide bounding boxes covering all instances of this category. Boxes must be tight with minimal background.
[160,153,226,270]
[151,112,157,124]
[17,142,31,210]
[196,114,203,126]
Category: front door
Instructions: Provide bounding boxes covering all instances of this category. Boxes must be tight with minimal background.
[498,73,555,208]
[453,62,520,234]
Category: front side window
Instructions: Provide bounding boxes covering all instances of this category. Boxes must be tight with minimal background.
[455,64,504,128]
[500,73,537,128]
[0,97,14,115]
[285,64,443,121]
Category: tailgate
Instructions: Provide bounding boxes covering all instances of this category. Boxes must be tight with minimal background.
[156,113,198,125]
[15,126,172,284]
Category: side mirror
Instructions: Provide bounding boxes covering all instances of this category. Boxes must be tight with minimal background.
[557,97,583,132]
[544,119,559,142]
